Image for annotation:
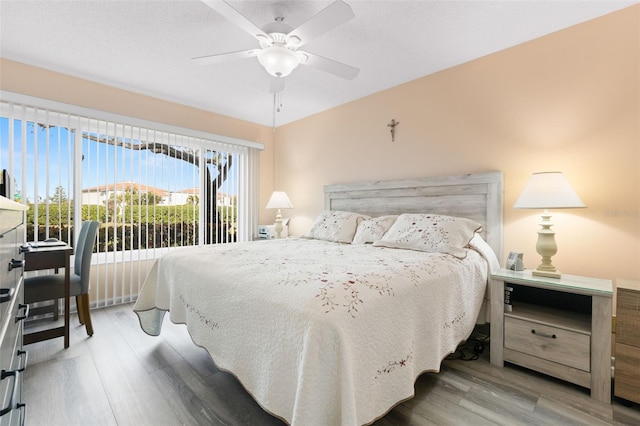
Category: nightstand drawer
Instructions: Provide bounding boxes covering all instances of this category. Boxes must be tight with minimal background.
[505,317,590,372]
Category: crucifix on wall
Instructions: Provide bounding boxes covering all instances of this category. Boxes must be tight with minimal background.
[387,119,399,142]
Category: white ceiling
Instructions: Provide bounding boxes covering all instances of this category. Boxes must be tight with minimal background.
[1,0,636,127]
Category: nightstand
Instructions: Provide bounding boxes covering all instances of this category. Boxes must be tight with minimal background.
[490,269,612,403]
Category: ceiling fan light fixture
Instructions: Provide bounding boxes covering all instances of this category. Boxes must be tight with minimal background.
[257,34,272,48]
[258,45,300,77]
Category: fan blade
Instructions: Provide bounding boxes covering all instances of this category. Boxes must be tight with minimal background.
[201,0,268,41]
[192,49,260,65]
[300,51,359,80]
[287,0,354,46]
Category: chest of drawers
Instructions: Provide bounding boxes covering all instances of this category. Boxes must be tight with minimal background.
[0,197,28,426]
[614,279,640,404]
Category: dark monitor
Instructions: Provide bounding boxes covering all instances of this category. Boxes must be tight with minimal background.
[0,169,10,198]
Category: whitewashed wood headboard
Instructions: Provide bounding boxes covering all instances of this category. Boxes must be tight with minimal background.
[324,171,504,261]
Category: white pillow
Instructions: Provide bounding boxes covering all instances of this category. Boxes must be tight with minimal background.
[373,213,482,258]
[304,211,371,243]
[351,215,398,245]
[468,233,500,273]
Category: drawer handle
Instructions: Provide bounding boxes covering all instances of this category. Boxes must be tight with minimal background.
[0,370,19,417]
[8,259,24,271]
[531,329,556,339]
[17,403,26,425]
[17,350,28,373]
[0,287,14,304]
[15,304,29,323]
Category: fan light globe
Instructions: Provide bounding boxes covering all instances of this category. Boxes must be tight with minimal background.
[258,45,299,77]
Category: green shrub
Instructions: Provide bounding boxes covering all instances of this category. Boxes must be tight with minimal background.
[25,203,237,249]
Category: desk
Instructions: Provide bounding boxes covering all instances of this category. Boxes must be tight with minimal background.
[23,245,72,348]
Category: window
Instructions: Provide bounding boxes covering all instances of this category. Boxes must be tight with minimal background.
[0,92,262,306]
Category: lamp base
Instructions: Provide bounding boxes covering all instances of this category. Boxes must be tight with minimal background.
[533,209,561,279]
[274,209,283,239]
[532,269,561,279]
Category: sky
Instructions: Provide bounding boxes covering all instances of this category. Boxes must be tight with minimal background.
[0,117,238,203]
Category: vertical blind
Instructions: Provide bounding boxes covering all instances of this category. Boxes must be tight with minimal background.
[0,92,263,308]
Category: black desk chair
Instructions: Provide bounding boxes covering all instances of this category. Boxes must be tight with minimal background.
[25,220,100,336]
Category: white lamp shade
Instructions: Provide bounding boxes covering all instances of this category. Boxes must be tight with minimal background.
[266,191,293,209]
[514,172,586,209]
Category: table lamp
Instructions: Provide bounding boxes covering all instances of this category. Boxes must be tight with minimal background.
[514,172,585,278]
[266,191,293,238]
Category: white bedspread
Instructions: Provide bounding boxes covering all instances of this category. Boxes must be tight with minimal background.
[134,238,490,425]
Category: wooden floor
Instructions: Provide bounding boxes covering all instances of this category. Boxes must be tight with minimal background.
[23,303,640,426]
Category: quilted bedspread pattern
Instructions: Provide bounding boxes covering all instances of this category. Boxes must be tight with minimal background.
[134,238,490,425]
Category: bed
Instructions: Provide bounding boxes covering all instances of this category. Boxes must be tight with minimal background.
[134,171,503,425]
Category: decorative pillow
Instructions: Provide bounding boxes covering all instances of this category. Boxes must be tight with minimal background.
[304,211,371,243]
[351,215,398,245]
[372,213,482,258]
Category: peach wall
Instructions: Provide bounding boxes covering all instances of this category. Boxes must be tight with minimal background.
[0,58,276,224]
[275,5,639,282]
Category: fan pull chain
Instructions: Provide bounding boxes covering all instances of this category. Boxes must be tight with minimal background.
[272,91,284,132]
[272,93,277,131]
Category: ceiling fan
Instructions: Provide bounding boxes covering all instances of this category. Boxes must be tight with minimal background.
[193,0,359,80]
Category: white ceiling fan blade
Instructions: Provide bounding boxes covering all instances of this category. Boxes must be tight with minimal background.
[192,49,260,65]
[201,0,269,41]
[287,0,354,47]
[300,51,359,80]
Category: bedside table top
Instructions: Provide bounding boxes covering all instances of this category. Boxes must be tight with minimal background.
[491,269,612,297]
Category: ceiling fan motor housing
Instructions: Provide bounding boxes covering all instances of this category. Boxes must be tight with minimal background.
[258,20,304,78]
